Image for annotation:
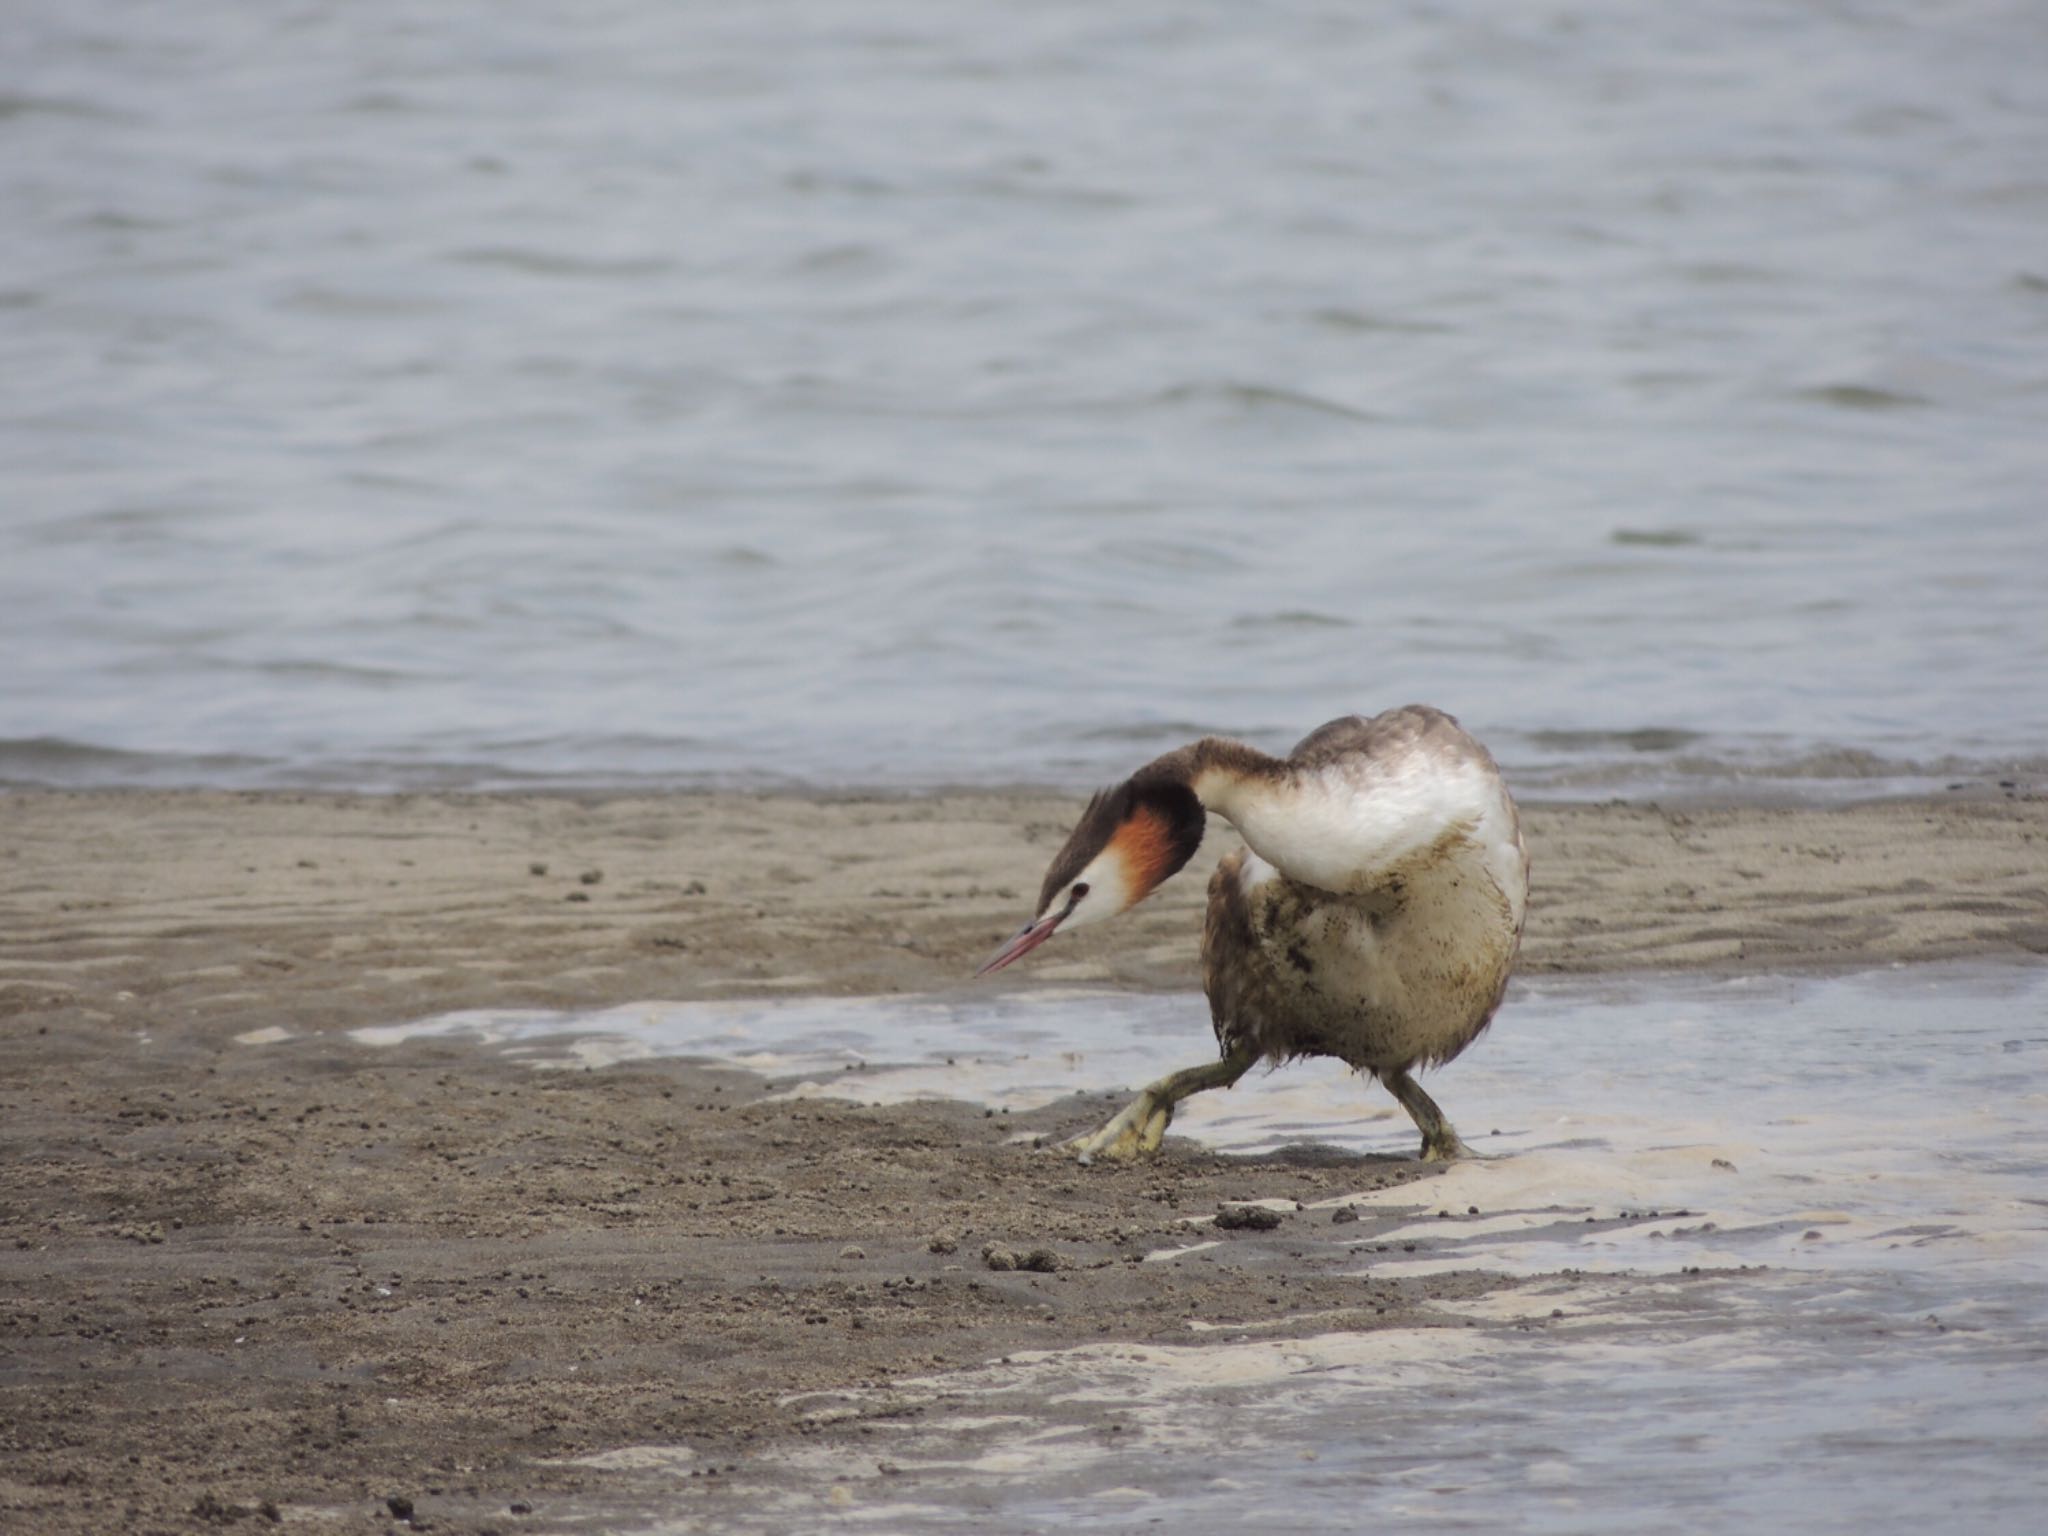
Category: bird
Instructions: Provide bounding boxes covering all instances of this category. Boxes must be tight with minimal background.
[976,705,1528,1162]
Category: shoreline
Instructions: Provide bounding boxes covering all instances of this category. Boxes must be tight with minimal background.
[5,733,2041,810]
[2,788,2043,1532]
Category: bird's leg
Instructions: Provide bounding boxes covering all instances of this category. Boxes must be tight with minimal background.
[1381,1068,1469,1161]
[1063,1046,1259,1163]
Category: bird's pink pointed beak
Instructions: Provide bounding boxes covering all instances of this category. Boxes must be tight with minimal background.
[975,911,1064,977]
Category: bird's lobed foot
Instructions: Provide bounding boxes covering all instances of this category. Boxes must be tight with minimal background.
[1419,1128,1471,1163]
[1062,1092,1173,1163]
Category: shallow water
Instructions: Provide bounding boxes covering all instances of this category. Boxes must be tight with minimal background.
[6,2,2048,798]
[352,963,2048,1531]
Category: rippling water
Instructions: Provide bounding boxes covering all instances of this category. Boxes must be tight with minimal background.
[5,2,2045,795]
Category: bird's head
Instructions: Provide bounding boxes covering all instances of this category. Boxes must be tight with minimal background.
[975,774,1205,977]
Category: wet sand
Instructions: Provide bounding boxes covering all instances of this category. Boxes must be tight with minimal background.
[2,788,2044,1532]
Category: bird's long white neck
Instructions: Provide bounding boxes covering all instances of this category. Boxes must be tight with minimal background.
[1172,737,1508,898]
[1140,737,1275,809]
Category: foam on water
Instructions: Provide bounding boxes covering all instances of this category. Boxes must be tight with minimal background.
[344,964,2048,1530]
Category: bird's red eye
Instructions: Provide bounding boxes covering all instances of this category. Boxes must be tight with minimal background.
[1071,882,1090,902]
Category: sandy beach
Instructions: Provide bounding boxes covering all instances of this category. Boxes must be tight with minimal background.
[2,787,2044,1532]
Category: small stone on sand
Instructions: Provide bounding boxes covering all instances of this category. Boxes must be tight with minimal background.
[1214,1204,1283,1232]
[981,1243,1067,1272]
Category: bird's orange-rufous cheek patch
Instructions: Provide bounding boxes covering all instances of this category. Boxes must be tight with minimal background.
[1109,807,1178,902]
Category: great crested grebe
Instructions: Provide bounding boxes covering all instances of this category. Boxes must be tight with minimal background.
[977,705,1528,1161]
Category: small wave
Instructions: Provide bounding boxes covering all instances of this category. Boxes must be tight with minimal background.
[341,90,422,115]
[1656,747,2046,784]
[278,286,446,317]
[1305,307,1451,335]
[959,175,1139,210]
[1524,727,1705,754]
[1794,383,1930,411]
[1674,260,1781,286]
[1516,738,2046,800]
[0,93,128,123]
[445,246,677,279]
[0,736,740,795]
[0,737,273,789]
[1094,537,1238,575]
[782,168,900,197]
[231,658,425,685]
[1149,381,1380,423]
[788,242,890,274]
[1609,528,1702,548]
[79,209,173,233]
[1073,720,1242,745]
[1228,609,1357,631]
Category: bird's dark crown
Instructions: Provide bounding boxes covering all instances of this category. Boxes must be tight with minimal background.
[1037,772,1206,916]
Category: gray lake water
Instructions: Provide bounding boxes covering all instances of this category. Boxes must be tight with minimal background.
[342,963,2048,1533]
[6,1,2047,797]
